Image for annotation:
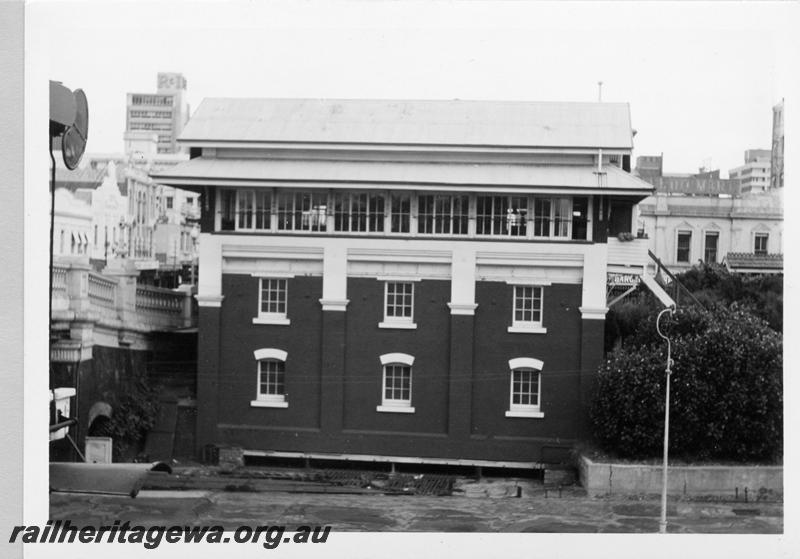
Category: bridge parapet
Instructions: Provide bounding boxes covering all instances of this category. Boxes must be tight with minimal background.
[51,257,196,362]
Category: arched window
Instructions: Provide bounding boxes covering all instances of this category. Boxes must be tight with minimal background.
[251,348,288,408]
[377,353,415,413]
[505,357,544,418]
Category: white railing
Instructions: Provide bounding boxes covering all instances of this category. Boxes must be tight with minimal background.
[88,272,117,307]
[52,265,68,295]
[50,259,194,332]
[135,285,184,315]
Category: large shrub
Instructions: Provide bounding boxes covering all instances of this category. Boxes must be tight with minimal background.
[105,374,161,461]
[676,263,782,331]
[592,305,782,462]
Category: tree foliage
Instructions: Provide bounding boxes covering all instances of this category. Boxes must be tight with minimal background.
[592,305,782,462]
[605,263,782,352]
[105,374,161,462]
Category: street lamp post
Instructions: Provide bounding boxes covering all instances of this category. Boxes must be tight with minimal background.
[189,224,199,286]
[656,306,675,533]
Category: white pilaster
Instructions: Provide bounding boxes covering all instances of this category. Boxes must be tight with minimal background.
[321,244,349,311]
[448,246,477,315]
[197,233,223,307]
[580,243,608,320]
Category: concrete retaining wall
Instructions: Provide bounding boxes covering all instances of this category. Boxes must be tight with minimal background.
[579,455,782,497]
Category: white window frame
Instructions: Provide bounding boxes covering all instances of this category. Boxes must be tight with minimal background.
[333,191,385,233]
[505,357,544,418]
[378,280,418,329]
[703,230,720,264]
[475,195,529,237]
[417,193,470,236]
[532,197,572,239]
[236,189,272,231]
[376,353,415,413]
[275,190,328,233]
[508,284,547,334]
[253,276,291,325]
[676,230,692,263]
[754,231,769,255]
[251,348,289,408]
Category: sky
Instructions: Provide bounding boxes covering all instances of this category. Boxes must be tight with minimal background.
[30,1,797,176]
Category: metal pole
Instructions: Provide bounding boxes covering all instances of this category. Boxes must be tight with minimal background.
[660,355,672,532]
[656,307,675,533]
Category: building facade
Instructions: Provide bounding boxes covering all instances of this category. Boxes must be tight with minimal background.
[638,188,783,273]
[126,72,190,155]
[53,187,93,258]
[771,100,784,190]
[728,149,771,193]
[155,98,654,467]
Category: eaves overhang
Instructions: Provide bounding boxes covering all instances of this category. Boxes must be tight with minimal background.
[151,157,654,198]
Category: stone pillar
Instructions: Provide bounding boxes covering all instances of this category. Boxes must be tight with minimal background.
[65,259,91,315]
[104,259,139,326]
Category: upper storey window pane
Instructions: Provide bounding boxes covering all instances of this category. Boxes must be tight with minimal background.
[277,191,327,232]
[334,192,384,233]
[418,194,469,235]
[534,197,572,238]
[236,190,271,230]
[390,192,411,233]
[476,196,527,236]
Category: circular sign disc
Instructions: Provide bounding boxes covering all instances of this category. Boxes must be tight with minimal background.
[62,89,88,170]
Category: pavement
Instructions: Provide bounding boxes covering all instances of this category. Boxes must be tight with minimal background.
[48,466,783,533]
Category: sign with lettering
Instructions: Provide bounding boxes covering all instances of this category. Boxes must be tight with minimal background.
[607,273,641,287]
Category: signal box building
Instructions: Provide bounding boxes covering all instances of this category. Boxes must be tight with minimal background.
[154,99,654,468]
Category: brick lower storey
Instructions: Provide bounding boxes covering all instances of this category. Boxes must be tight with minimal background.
[197,277,605,465]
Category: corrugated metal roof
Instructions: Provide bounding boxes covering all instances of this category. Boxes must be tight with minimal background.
[152,156,653,193]
[179,98,634,149]
[723,252,783,270]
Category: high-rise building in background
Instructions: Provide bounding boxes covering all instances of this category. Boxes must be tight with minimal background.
[729,149,771,193]
[770,100,784,190]
[125,72,190,154]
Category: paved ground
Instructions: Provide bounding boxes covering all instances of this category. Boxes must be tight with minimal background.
[49,474,782,533]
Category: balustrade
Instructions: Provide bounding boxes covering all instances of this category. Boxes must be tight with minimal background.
[50,259,194,332]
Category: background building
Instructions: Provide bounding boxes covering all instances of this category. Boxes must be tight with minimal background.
[771,99,784,190]
[638,188,783,273]
[633,155,741,197]
[125,72,190,155]
[155,98,658,467]
[52,186,93,259]
[729,149,771,193]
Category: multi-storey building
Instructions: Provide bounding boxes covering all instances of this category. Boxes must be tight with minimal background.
[53,185,93,258]
[126,72,190,155]
[638,188,783,273]
[54,162,128,267]
[771,100,784,190]
[729,149,771,193]
[154,98,655,467]
[635,149,783,274]
[86,141,194,278]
